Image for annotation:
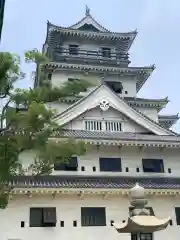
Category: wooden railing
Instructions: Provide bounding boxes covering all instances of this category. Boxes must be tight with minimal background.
[47,47,129,62]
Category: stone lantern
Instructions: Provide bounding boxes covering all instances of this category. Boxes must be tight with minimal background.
[113,183,171,238]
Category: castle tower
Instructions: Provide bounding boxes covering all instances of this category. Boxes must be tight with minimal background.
[1,7,180,240]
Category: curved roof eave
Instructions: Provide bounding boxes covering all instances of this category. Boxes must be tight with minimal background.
[46,20,137,36]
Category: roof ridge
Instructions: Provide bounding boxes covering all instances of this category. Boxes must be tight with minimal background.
[47,20,137,35]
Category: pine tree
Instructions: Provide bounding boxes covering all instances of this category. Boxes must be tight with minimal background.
[0,49,90,208]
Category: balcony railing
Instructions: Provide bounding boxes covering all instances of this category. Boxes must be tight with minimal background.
[47,47,129,64]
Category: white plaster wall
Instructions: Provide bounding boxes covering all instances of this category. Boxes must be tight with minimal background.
[19,146,180,178]
[136,107,158,122]
[51,71,102,88]
[103,75,136,97]
[64,106,150,133]
[51,71,137,97]
[0,194,178,240]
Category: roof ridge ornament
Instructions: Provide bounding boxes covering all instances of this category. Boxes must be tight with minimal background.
[85,5,90,16]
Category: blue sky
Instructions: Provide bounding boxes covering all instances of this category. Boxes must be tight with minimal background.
[1,0,180,132]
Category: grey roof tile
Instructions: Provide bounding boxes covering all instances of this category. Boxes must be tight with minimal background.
[10,175,180,189]
[53,129,180,142]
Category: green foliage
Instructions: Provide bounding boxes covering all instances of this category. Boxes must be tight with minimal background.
[0,52,24,97]
[24,49,48,64]
[0,49,91,208]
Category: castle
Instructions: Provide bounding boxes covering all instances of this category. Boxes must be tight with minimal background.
[1,7,180,240]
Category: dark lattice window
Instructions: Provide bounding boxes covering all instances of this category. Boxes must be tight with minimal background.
[106,81,123,94]
[69,44,78,55]
[131,233,153,240]
[101,47,111,58]
[99,158,121,172]
[54,157,78,171]
[29,207,56,227]
[142,159,164,173]
[175,207,180,225]
[81,207,106,226]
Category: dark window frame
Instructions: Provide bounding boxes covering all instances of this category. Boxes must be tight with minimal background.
[142,158,164,173]
[54,156,78,171]
[101,47,111,58]
[29,207,56,227]
[105,81,123,94]
[69,44,79,55]
[99,157,122,172]
[131,233,153,240]
[81,207,106,226]
[175,207,180,225]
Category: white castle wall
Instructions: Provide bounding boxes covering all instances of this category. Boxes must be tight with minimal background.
[0,194,178,240]
[51,71,137,97]
[19,146,180,177]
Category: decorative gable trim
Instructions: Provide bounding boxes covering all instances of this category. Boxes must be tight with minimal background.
[54,84,175,136]
[69,9,109,32]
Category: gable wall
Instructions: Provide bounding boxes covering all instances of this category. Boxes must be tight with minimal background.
[64,106,149,133]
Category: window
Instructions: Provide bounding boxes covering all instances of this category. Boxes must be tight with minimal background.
[101,47,111,58]
[60,221,64,227]
[54,157,78,171]
[131,233,153,240]
[29,207,56,227]
[175,207,180,225]
[69,44,78,55]
[85,120,102,131]
[110,220,114,226]
[21,221,25,228]
[81,166,85,171]
[168,168,171,173]
[99,158,121,172]
[142,159,164,173]
[105,121,121,132]
[106,81,123,94]
[81,207,106,226]
[73,220,77,227]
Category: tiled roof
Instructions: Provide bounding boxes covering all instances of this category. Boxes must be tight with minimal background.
[9,175,180,189]
[59,96,168,107]
[158,114,179,129]
[53,129,180,143]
